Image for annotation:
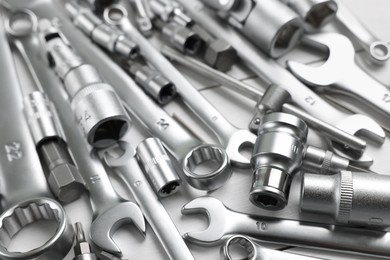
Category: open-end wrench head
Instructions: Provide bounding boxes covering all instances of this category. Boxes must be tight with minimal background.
[90,202,146,256]
[336,114,385,145]
[182,196,228,246]
[225,130,256,168]
[287,33,355,86]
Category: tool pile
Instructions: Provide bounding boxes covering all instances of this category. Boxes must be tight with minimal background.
[0,0,389,259]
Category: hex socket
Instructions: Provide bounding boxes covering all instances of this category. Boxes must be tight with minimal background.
[301,171,390,228]
[161,22,202,54]
[250,112,307,210]
[136,138,181,197]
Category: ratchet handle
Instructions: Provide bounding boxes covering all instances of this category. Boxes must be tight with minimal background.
[233,212,390,257]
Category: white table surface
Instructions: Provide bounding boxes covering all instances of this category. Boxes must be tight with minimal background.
[6,0,390,259]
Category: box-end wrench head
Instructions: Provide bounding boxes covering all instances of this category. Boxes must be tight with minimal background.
[287,33,387,144]
[221,235,323,260]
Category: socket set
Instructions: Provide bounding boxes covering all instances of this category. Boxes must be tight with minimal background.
[0,0,389,259]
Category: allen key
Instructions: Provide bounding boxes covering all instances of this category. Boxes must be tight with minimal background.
[161,46,366,155]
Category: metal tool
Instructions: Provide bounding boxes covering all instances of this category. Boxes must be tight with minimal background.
[301,171,390,228]
[6,13,86,203]
[221,235,323,260]
[287,33,390,121]
[14,14,146,255]
[39,19,131,149]
[30,0,230,191]
[154,19,202,55]
[280,0,337,32]
[335,1,390,64]
[66,2,139,59]
[251,112,370,211]
[101,141,196,260]
[190,24,237,72]
[120,61,177,105]
[200,0,304,58]
[0,9,73,259]
[176,0,385,164]
[149,0,193,27]
[130,0,153,37]
[136,137,181,197]
[73,222,97,260]
[102,3,256,168]
[161,46,367,155]
[182,196,390,258]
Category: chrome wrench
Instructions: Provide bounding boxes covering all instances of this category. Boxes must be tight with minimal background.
[37,1,231,191]
[335,1,390,64]
[182,197,390,258]
[10,10,146,256]
[175,0,385,146]
[287,33,390,122]
[101,141,195,260]
[0,8,73,259]
[221,235,323,260]
[101,3,256,168]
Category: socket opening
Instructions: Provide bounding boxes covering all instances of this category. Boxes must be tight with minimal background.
[91,118,129,148]
[306,2,337,29]
[158,83,177,105]
[184,35,202,55]
[275,24,301,50]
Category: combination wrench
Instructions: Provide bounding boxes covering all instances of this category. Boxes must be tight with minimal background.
[31,0,232,191]
[9,9,147,257]
[182,197,390,258]
[100,141,195,260]
[0,8,73,259]
[175,0,386,148]
[335,1,390,64]
[101,3,257,168]
[287,33,390,123]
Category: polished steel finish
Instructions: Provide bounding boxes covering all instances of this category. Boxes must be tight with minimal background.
[149,0,192,27]
[136,137,181,197]
[73,222,97,260]
[182,196,390,258]
[66,2,139,59]
[301,171,390,228]
[103,4,256,168]
[39,19,130,148]
[221,235,322,260]
[0,9,74,259]
[130,0,153,37]
[161,47,367,155]
[60,2,231,190]
[0,198,74,260]
[127,63,176,105]
[201,0,304,58]
[7,11,86,204]
[251,112,364,210]
[335,1,390,64]
[176,0,385,147]
[16,19,146,255]
[190,24,237,72]
[183,144,231,191]
[103,141,195,260]
[159,21,202,54]
[288,33,390,121]
[280,0,337,31]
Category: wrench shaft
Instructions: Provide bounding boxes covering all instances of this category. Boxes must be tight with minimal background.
[110,149,195,260]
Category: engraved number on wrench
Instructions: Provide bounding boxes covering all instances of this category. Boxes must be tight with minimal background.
[5,142,23,162]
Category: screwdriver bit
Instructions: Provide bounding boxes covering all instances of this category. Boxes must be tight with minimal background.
[73,222,97,260]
